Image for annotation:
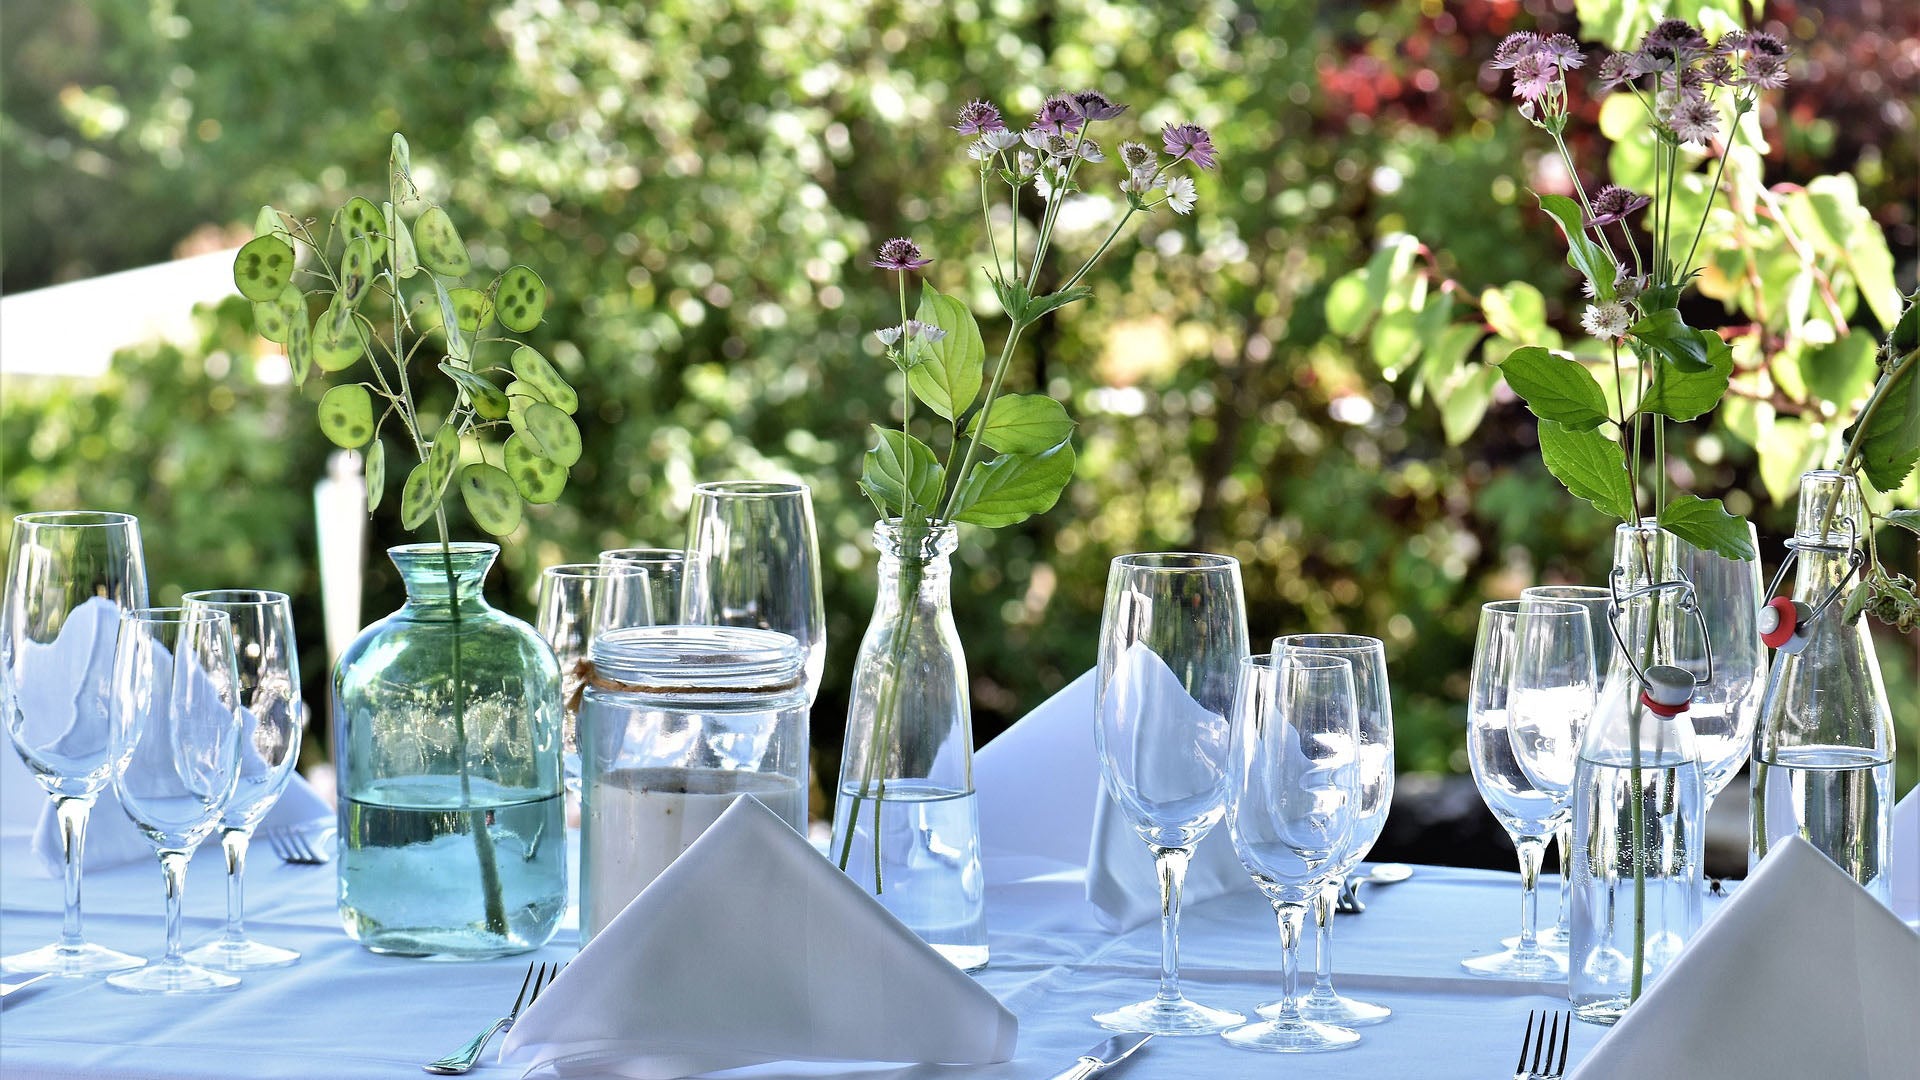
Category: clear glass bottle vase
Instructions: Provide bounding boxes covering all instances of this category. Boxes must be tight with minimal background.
[1570,521,1706,1025]
[333,543,568,959]
[1749,471,1895,904]
[829,520,987,971]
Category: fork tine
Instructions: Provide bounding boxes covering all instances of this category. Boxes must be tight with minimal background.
[1553,1011,1573,1077]
[507,960,538,1017]
[268,829,293,861]
[299,832,321,862]
[1515,1011,1536,1076]
[1538,1011,1559,1075]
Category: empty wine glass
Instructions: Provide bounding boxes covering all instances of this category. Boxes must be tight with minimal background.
[1092,552,1248,1036]
[1463,599,1594,981]
[1661,523,1766,809]
[1,510,148,977]
[1224,651,1363,1053]
[535,563,652,791]
[599,547,687,626]
[682,483,825,701]
[1261,634,1393,1027]
[106,607,247,994]
[179,590,305,972]
[1520,584,1612,954]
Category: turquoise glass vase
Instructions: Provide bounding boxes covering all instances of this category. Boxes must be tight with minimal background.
[332,542,567,958]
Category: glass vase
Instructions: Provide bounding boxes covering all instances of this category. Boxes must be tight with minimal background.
[1749,471,1895,904]
[333,543,567,958]
[1569,521,1705,1025]
[829,520,987,971]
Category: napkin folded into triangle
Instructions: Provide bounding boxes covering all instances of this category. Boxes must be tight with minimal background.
[1570,835,1920,1080]
[1892,787,1917,924]
[499,795,1017,1079]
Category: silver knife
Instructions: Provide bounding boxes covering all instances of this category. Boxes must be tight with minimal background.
[1046,1033,1155,1080]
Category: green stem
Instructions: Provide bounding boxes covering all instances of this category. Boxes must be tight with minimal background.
[434,511,510,940]
[982,169,1004,283]
[895,273,912,520]
[1062,206,1140,292]
[938,321,1029,522]
[1679,103,1746,279]
[833,541,923,892]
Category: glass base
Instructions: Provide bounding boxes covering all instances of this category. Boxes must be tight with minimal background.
[1223,1016,1361,1053]
[1094,995,1245,1036]
[182,936,301,971]
[1502,925,1570,956]
[2,940,145,978]
[1574,997,1628,1026]
[1283,990,1392,1026]
[1461,945,1567,981]
[107,958,239,995]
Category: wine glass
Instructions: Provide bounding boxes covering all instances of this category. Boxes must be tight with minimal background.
[1223,651,1363,1053]
[1092,552,1248,1036]
[105,607,247,994]
[535,562,652,790]
[1,510,148,977]
[1520,584,1612,953]
[1462,599,1594,981]
[599,547,688,626]
[682,483,825,700]
[1261,634,1394,1027]
[1661,524,1766,810]
[179,590,305,972]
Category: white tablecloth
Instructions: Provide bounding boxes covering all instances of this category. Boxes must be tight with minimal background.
[0,817,1623,1079]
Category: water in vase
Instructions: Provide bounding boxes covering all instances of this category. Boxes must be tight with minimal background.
[1750,745,1892,906]
[833,780,988,971]
[339,773,567,958]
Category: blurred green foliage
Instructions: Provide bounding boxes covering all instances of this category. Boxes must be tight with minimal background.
[3,0,1914,794]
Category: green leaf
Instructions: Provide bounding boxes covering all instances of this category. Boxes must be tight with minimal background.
[1538,420,1635,521]
[233,235,295,302]
[338,197,388,266]
[365,439,385,512]
[413,206,471,277]
[252,285,304,345]
[1640,332,1734,421]
[503,432,567,504]
[448,287,494,333]
[439,362,510,420]
[1855,354,1920,492]
[950,437,1076,527]
[339,236,375,310]
[313,311,368,372]
[1799,332,1878,410]
[1629,308,1713,374]
[1891,288,1920,353]
[859,427,945,517]
[1020,285,1093,324]
[519,402,582,467]
[317,384,375,449]
[1437,364,1499,445]
[965,394,1075,454]
[1498,346,1610,429]
[1324,268,1373,338]
[1881,509,1920,536]
[1536,193,1616,302]
[1369,309,1421,374]
[1481,282,1550,342]
[1414,323,1481,408]
[1658,495,1756,561]
[511,346,577,413]
[460,463,523,535]
[493,265,547,333]
[399,464,437,530]
[908,284,985,422]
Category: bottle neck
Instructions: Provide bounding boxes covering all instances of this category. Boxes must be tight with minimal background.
[391,544,497,611]
[872,521,957,614]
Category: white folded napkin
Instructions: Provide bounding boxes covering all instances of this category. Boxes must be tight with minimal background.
[499,796,1017,1079]
[1570,835,1920,1080]
[1893,787,1918,924]
[2,596,122,838]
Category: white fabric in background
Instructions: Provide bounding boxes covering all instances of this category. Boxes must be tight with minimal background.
[30,769,330,876]
[1893,787,1918,924]
[1570,836,1920,1080]
[2,597,122,839]
[499,796,1018,1079]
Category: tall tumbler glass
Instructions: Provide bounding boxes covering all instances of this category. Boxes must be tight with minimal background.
[1260,634,1394,1027]
[1521,584,1612,953]
[1,510,148,977]
[535,563,652,792]
[1092,553,1249,1036]
[599,547,687,628]
[1660,523,1766,810]
[682,483,826,702]
[180,590,306,971]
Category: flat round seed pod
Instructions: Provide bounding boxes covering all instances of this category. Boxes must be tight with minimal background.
[234,235,296,301]
[253,285,304,345]
[315,311,368,372]
[414,206,471,277]
[365,438,386,511]
[318,384,375,449]
[439,362,510,421]
[493,265,547,332]
[503,432,567,504]
[339,236,375,309]
[460,463,523,535]
[449,287,494,333]
[510,345,577,413]
[339,196,388,265]
[520,402,581,467]
[400,463,437,530]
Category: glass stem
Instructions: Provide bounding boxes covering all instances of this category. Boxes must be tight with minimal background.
[1273,901,1308,1020]
[55,796,92,948]
[160,850,190,964]
[1554,820,1574,935]
[1311,883,1337,998]
[1152,845,1192,1003]
[221,830,249,943]
[1516,835,1547,954]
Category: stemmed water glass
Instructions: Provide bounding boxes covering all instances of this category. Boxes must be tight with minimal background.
[1223,651,1364,1053]
[535,563,652,790]
[179,590,305,972]
[599,547,688,625]
[106,607,247,994]
[682,483,826,700]
[1,510,148,977]
[1520,584,1613,954]
[1662,524,1766,813]
[1463,600,1595,981]
[1092,552,1249,1036]
[1260,634,1393,1027]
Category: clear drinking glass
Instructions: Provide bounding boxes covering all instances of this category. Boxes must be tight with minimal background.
[1,510,148,977]
[1092,552,1249,1036]
[1520,584,1613,954]
[1462,599,1595,981]
[106,607,247,994]
[682,483,826,701]
[598,547,687,627]
[535,563,652,791]
[1661,522,1766,808]
[179,590,305,972]
[1259,634,1393,1027]
[1224,652,1363,1053]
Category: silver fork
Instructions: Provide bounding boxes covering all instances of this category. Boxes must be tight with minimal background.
[1512,1010,1573,1080]
[422,961,557,1074]
[263,827,328,865]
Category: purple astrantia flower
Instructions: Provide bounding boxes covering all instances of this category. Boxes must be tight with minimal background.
[1540,33,1585,71]
[1069,89,1128,122]
[1669,94,1719,146]
[1588,184,1651,227]
[1743,52,1788,90]
[1702,55,1737,87]
[1032,95,1083,137]
[1511,51,1557,101]
[953,100,1006,136]
[1118,141,1155,170]
[872,237,931,272]
[1161,123,1217,169]
[1629,45,1680,78]
[1715,30,1750,55]
[1644,18,1706,51]
[1747,32,1788,57]
[1597,52,1634,91]
[1491,32,1541,70]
